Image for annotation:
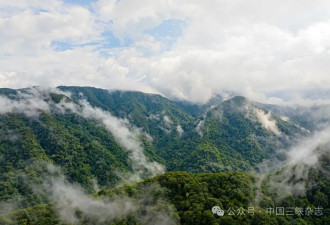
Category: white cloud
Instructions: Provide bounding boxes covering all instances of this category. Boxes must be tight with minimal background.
[38,164,177,225]
[1,0,330,105]
[93,0,189,40]
[0,87,164,181]
[195,120,204,137]
[287,127,330,166]
[176,125,184,137]
[42,165,136,224]
[255,108,281,136]
[163,115,173,127]
[73,99,165,180]
[258,127,330,201]
[0,87,52,116]
[0,0,99,55]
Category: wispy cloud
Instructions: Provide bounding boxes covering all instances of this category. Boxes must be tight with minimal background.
[35,164,177,225]
[0,87,164,181]
[255,126,330,203]
[0,87,174,224]
[255,108,281,136]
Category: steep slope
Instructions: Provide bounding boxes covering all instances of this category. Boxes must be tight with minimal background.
[0,88,162,209]
[57,87,308,173]
[0,86,328,225]
[190,96,307,171]
[153,96,308,172]
[57,86,195,136]
[0,86,310,209]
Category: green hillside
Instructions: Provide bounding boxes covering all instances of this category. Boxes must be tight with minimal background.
[57,86,307,172]
[1,169,329,225]
[0,86,327,225]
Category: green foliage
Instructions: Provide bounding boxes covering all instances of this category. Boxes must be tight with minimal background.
[3,171,328,225]
[57,86,305,173]
[0,111,136,207]
[0,86,326,225]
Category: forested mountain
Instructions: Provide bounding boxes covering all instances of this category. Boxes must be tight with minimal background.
[58,86,308,172]
[0,86,328,225]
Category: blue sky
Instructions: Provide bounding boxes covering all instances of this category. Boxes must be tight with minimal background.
[51,1,186,54]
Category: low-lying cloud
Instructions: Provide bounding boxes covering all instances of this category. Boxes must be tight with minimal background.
[0,87,174,224]
[176,125,184,137]
[255,108,281,136]
[73,99,165,181]
[36,164,177,225]
[0,87,164,181]
[256,126,330,203]
[41,165,135,224]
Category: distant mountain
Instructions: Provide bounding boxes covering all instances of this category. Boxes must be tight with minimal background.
[0,86,311,209]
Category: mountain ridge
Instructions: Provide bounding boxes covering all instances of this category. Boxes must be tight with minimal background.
[0,86,329,224]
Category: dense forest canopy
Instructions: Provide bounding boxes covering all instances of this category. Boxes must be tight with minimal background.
[0,86,328,225]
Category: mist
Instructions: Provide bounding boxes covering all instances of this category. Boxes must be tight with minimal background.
[256,126,330,203]
[41,165,135,224]
[0,87,165,181]
[0,89,50,117]
[1,86,329,222]
[62,99,165,181]
[0,88,176,224]
[176,125,184,137]
[255,108,281,136]
[36,164,177,225]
